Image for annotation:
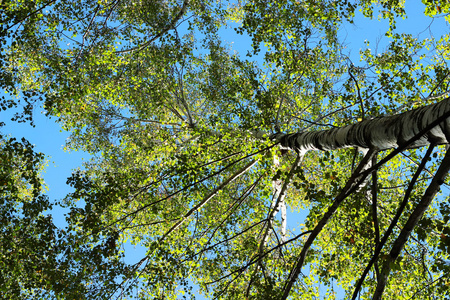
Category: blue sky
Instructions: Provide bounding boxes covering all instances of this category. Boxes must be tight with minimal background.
[1,1,449,298]
[2,2,446,225]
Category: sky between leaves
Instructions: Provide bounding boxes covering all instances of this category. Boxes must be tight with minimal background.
[2,1,447,226]
[1,0,450,299]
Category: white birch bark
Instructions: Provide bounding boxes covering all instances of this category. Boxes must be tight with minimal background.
[258,154,303,254]
[268,154,284,243]
[280,200,287,243]
[267,154,288,244]
[274,97,450,152]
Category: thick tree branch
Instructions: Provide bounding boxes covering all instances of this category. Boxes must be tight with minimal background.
[276,97,450,152]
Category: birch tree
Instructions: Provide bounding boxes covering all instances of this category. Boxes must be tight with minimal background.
[2,0,450,299]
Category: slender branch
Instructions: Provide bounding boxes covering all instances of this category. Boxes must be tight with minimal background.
[245,153,303,297]
[372,147,450,299]
[206,230,313,286]
[174,63,194,126]
[115,0,189,54]
[351,144,435,299]
[164,104,185,122]
[107,144,275,229]
[393,91,450,115]
[378,178,432,190]
[190,174,264,265]
[401,152,435,177]
[428,72,450,98]
[101,0,121,27]
[406,275,446,300]
[348,66,365,119]
[75,5,100,61]
[212,268,247,300]
[293,117,338,128]
[281,148,377,300]
[158,159,257,244]
[291,104,353,131]
[274,96,285,132]
[184,219,267,263]
[259,153,303,254]
[1,0,57,34]
[371,154,380,280]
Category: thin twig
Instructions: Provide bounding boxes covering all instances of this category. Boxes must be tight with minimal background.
[348,66,365,119]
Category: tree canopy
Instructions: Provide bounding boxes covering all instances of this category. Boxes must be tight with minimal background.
[2,0,450,299]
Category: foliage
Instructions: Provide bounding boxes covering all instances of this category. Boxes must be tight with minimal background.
[0,133,55,298]
[0,133,129,299]
[2,0,450,299]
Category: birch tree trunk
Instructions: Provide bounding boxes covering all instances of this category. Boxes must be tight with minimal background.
[274,97,450,152]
